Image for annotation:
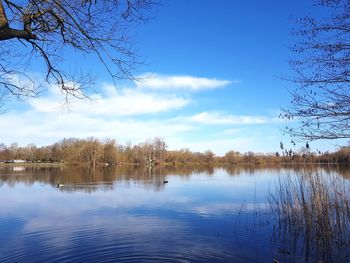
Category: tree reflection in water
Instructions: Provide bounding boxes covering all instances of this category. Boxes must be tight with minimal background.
[0,164,350,262]
[0,164,215,192]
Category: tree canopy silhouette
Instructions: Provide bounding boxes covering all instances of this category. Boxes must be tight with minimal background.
[0,0,154,102]
[284,0,350,141]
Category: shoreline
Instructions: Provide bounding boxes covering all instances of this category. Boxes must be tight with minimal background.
[0,161,347,168]
[0,162,64,167]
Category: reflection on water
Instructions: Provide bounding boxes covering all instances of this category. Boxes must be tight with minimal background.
[0,165,349,262]
[0,165,216,192]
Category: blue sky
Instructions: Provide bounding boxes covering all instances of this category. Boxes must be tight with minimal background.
[0,0,346,155]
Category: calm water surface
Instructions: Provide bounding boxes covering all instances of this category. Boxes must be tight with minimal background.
[0,165,349,262]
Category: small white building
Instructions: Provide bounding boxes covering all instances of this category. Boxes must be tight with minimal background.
[13,159,26,163]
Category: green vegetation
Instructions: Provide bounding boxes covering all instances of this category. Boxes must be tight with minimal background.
[1,137,350,166]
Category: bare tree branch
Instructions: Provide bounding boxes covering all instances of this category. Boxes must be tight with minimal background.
[283,0,350,141]
[0,0,156,103]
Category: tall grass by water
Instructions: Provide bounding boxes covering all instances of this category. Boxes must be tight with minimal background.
[269,168,350,262]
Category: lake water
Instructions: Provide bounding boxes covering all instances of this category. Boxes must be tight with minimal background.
[0,165,349,262]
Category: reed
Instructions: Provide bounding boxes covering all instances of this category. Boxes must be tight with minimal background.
[269,169,350,262]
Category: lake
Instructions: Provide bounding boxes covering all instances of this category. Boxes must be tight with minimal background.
[0,165,349,262]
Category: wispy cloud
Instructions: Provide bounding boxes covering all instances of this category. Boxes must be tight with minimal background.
[29,86,190,116]
[0,72,289,154]
[0,111,194,146]
[166,137,253,155]
[183,111,268,125]
[136,73,233,91]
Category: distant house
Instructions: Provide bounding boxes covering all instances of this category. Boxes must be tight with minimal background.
[13,159,26,163]
[5,159,27,163]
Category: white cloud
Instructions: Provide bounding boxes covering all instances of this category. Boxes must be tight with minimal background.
[28,86,190,116]
[0,109,285,154]
[0,110,194,146]
[0,72,290,154]
[184,111,268,125]
[166,137,252,156]
[136,73,232,91]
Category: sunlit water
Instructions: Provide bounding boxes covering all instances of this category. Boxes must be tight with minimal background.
[0,165,349,262]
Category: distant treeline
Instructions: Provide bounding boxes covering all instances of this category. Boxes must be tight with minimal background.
[0,137,349,166]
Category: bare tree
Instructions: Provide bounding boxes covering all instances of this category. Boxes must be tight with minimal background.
[0,0,155,103]
[81,137,102,167]
[283,0,350,141]
[153,136,167,162]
